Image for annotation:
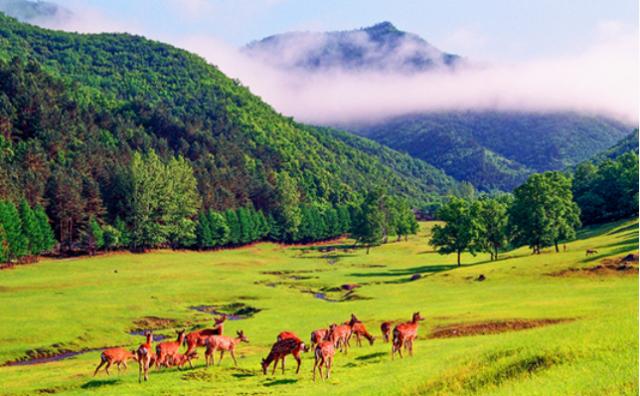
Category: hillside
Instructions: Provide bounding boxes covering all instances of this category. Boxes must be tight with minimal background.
[590,129,638,162]
[244,21,461,73]
[0,13,460,242]
[349,112,631,191]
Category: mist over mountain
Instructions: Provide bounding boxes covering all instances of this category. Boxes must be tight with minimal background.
[0,0,70,23]
[244,21,461,73]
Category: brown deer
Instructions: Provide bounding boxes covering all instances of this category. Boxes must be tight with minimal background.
[136,332,154,382]
[350,322,375,346]
[312,341,335,382]
[392,312,425,359]
[205,330,249,367]
[93,348,137,376]
[170,351,198,369]
[155,330,186,368]
[276,331,299,342]
[184,315,226,357]
[329,323,352,354]
[380,321,392,343]
[261,337,306,375]
[310,328,329,346]
[586,249,598,256]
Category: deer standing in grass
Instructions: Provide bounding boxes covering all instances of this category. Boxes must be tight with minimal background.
[93,348,137,376]
[350,322,375,346]
[312,341,335,382]
[261,337,307,375]
[205,330,249,367]
[380,321,392,343]
[329,323,352,354]
[392,312,425,359]
[136,332,154,382]
[276,331,299,342]
[310,328,329,347]
[155,330,186,368]
[184,315,226,358]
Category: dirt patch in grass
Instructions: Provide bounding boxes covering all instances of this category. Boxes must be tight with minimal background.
[131,316,179,331]
[190,302,261,320]
[312,289,372,303]
[549,254,638,277]
[2,344,116,367]
[429,318,574,339]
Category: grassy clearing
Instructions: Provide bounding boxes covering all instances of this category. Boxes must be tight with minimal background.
[0,220,637,395]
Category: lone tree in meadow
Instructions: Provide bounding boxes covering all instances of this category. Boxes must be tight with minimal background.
[430,196,479,266]
[509,171,581,254]
[473,195,511,261]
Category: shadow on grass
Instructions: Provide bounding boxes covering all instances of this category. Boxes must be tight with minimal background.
[232,372,256,378]
[263,378,298,387]
[350,264,459,278]
[355,352,387,361]
[81,379,120,389]
[580,244,639,265]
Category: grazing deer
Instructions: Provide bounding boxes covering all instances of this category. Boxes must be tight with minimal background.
[205,330,249,367]
[137,332,154,383]
[185,315,226,357]
[171,351,198,369]
[329,323,352,354]
[312,341,335,382]
[93,347,137,376]
[155,330,186,368]
[380,321,392,343]
[277,331,299,342]
[310,328,329,346]
[350,322,375,346]
[392,312,425,359]
[261,337,306,375]
[586,249,598,256]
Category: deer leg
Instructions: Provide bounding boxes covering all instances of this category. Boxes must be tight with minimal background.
[218,350,224,366]
[281,356,286,374]
[271,359,277,375]
[94,358,106,376]
[104,361,112,376]
[230,350,238,367]
[122,360,128,372]
[313,358,318,382]
[294,353,301,374]
[326,357,332,379]
[138,360,143,383]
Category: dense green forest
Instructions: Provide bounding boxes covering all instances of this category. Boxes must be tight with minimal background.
[350,111,631,191]
[0,13,462,255]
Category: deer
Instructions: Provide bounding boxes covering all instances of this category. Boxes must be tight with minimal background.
[204,330,249,367]
[170,351,198,369]
[329,323,352,354]
[392,312,425,359]
[155,330,186,368]
[350,321,375,346]
[586,249,598,256]
[184,315,226,358]
[276,331,300,342]
[380,321,392,343]
[310,328,330,347]
[312,341,335,382]
[261,337,306,375]
[136,332,154,383]
[93,347,137,376]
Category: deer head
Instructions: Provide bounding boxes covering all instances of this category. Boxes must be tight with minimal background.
[236,330,249,343]
[412,312,425,322]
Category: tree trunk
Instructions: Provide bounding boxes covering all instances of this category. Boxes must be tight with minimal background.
[554,241,559,253]
[366,245,370,255]
[494,246,499,261]
[457,250,461,266]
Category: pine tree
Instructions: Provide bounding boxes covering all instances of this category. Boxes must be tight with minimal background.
[208,211,230,247]
[0,200,27,262]
[195,212,213,249]
[113,217,130,249]
[225,209,241,245]
[82,217,104,255]
[18,199,41,257]
[33,205,55,254]
[237,207,254,244]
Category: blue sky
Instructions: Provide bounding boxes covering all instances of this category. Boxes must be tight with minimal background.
[54,0,638,61]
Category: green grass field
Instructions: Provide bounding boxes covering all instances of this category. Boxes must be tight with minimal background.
[0,220,637,395]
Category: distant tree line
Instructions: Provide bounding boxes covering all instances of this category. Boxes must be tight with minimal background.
[430,152,638,265]
[0,199,55,263]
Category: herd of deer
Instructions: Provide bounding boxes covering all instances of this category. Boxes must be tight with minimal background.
[93,311,425,383]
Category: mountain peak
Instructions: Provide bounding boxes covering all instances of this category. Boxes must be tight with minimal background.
[365,21,398,32]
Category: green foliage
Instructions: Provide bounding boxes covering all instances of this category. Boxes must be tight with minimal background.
[113,217,130,248]
[351,190,386,253]
[573,151,639,225]
[430,197,479,265]
[208,210,230,247]
[18,199,39,256]
[0,200,26,262]
[225,209,241,245]
[272,172,302,241]
[101,224,122,251]
[81,217,104,255]
[33,205,55,254]
[473,195,511,260]
[509,172,580,253]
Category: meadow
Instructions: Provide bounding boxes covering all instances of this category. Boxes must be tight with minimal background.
[0,220,637,395]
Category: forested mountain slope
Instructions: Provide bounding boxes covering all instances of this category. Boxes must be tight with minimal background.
[350,112,631,191]
[0,13,460,248]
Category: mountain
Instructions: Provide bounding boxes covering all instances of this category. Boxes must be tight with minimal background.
[244,21,461,73]
[350,112,631,191]
[0,0,69,22]
[0,12,459,223]
[590,129,638,162]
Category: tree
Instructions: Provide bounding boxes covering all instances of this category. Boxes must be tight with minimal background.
[393,198,418,241]
[195,212,212,249]
[18,199,40,258]
[351,190,385,254]
[236,207,255,244]
[81,217,104,255]
[430,197,479,266]
[473,196,510,260]
[102,224,122,251]
[207,211,230,247]
[224,209,241,245]
[34,205,56,254]
[164,156,200,248]
[272,172,301,241]
[0,200,27,262]
[113,217,130,249]
[509,172,580,254]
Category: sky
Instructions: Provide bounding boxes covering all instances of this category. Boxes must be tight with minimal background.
[14,0,640,124]
[50,0,638,61]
